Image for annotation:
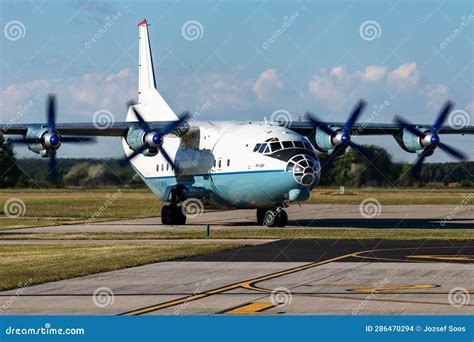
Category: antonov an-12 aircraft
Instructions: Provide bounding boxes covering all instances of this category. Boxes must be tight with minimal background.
[2,19,473,227]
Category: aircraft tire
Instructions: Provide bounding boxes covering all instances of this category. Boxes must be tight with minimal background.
[263,210,278,227]
[276,210,288,227]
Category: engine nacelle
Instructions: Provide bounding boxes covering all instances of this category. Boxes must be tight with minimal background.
[394,128,428,153]
[25,127,60,157]
[313,126,342,153]
[126,127,159,157]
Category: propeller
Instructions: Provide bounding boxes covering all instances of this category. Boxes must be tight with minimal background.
[305,99,374,172]
[394,100,467,178]
[120,101,190,172]
[9,94,96,183]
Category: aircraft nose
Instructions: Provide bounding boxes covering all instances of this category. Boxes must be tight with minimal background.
[286,154,320,188]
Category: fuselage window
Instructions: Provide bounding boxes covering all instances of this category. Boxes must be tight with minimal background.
[294,141,304,148]
[258,143,267,153]
[253,143,261,152]
[161,164,164,171]
[282,141,293,149]
[227,159,230,167]
[166,164,169,171]
[270,142,281,152]
[213,160,216,167]
[218,160,222,168]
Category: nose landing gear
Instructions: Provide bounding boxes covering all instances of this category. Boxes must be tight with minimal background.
[257,208,288,227]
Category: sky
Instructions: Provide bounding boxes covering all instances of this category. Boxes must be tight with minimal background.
[0,0,473,162]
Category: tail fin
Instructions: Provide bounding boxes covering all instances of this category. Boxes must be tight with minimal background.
[137,19,178,121]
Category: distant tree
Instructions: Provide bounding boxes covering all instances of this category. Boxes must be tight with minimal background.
[0,135,20,188]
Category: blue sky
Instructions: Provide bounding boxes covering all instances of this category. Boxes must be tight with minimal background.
[1,0,473,162]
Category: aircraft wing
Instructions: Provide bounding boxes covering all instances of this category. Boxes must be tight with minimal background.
[1,121,196,137]
[284,121,474,136]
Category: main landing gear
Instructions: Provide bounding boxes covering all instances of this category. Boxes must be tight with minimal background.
[161,205,186,225]
[257,208,288,227]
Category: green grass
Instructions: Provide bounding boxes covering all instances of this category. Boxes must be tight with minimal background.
[0,242,244,290]
[1,228,472,241]
[309,187,473,205]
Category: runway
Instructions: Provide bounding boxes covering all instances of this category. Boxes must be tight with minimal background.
[2,204,473,234]
[1,240,472,315]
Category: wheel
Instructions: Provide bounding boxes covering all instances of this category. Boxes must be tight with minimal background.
[263,210,277,227]
[161,205,187,225]
[256,209,266,225]
[161,206,169,225]
[169,205,187,225]
[276,210,288,227]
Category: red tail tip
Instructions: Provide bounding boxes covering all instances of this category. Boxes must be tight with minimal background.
[137,19,147,27]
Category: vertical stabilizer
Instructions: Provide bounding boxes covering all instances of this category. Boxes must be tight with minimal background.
[136,19,178,121]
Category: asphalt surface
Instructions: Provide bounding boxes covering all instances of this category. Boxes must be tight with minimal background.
[1,239,472,315]
[1,204,473,234]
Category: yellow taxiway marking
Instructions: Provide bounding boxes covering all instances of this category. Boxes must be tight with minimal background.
[348,284,439,293]
[223,302,275,314]
[120,251,363,315]
[408,255,474,261]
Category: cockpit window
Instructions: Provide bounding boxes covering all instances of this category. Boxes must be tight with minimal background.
[294,141,304,148]
[270,142,281,152]
[253,139,312,153]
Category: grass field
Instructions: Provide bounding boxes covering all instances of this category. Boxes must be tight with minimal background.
[1,228,472,241]
[0,242,243,290]
[0,187,472,230]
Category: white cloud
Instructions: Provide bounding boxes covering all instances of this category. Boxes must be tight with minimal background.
[252,68,284,100]
[425,83,448,109]
[387,62,420,87]
[330,65,347,79]
[466,101,474,115]
[0,69,135,122]
[359,65,387,81]
[308,74,346,109]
